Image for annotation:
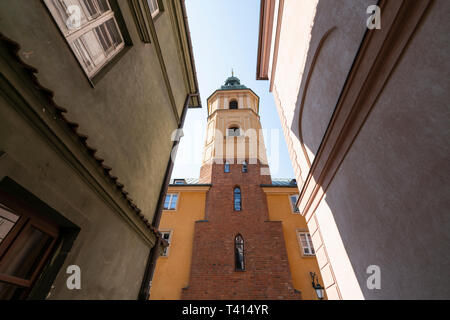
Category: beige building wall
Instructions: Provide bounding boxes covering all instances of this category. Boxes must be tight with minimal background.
[264,187,326,300]
[257,0,450,299]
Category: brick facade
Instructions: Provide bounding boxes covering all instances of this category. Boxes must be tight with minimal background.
[182,161,301,299]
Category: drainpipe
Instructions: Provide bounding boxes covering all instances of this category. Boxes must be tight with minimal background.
[138,93,199,300]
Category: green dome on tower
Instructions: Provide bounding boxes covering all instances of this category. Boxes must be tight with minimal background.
[220,72,247,90]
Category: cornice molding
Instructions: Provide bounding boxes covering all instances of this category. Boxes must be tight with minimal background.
[269,0,284,92]
[262,186,298,194]
[167,185,211,192]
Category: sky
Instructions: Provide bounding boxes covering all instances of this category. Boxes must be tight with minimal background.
[171,0,294,179]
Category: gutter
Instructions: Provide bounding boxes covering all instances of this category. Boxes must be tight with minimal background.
[181,0,201,109]
[138,93,198,300]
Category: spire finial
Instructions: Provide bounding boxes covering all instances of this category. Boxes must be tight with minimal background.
[231,68,234,77]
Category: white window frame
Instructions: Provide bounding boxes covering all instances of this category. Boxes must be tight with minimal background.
[147,0,160,18]
[289,194,300,214]
[163,193,179,211]
[296,231,315,256]
[160,230,173,257]
[44,0,125,79]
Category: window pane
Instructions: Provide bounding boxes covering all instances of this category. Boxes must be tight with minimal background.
[96,0,110,13]
[105,18,123,47]
[290,195,299,212]
[72,38,94,71]
[79,29,106,66]
[95,24,113,53]
[234,188,241,211]
[0,206,20,244]
[0,224,53,280]
[147,0,159,14]
[56,0,89,28]
[82,0,100,18]
[234,235,245,270]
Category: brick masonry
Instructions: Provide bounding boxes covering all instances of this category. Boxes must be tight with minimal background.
[182,161,301,299]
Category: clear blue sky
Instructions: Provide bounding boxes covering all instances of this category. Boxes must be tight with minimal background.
[171,0,294,179]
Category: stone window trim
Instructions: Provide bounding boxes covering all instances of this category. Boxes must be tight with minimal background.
[163,193,179,211]
[159,229,173,257]
[296,230,315,257]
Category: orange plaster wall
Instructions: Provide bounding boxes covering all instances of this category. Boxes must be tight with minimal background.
[149,187,207,300]
[264,188,327,300]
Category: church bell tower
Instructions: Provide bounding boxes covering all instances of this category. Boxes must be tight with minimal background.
[182,75,300,300]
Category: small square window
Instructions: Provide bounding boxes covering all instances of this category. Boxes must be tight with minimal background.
[163,193,178,210]
[290,194,300,213]
[147,0,160,18]
[160,230,172,256]
[297,232,315,256]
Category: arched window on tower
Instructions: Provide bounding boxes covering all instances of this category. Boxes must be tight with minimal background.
[234,187,241,211]
[229,100,238,109]
[235,234,245,271]
[242,161,248,173]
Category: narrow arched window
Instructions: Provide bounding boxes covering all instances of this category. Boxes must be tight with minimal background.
[224,161,230,173]
[229,100,238,109]
[234,187,241,211]
[235,234,245,271]
[242,161,248,173]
